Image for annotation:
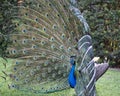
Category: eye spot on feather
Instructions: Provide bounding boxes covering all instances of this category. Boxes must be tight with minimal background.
[48,3,52,7]
[15,23,20,27]
[68,17,70,21]
[15,61,19,65]
[51,44,55,49]
[45,13,49,18]
[33,56,37,60]
[25,13,28,16]
[36,77,41,81]
[61,34,65,39]
[68,38,71,42]
[53,24,57,29]
[38,4,41,7]
[22,29,27,33]
[26,61,31,66]
[30,70,35,76]
[36,66,41,70]
[19,72,23,76]
[24,79,29,84]
[57,14,60,18]
[13,75,16,79]
[60,45,64,50]
[68,47,72,52]
[50,37,55,42]
[10,84,16,88]
[41,52,46,57]
[13,40,17,43]
[35,18,38,22]
[61,55,65,60]
[22,39,27,44]
[46,90,48,92]
[41,41,46,45]
[63,25,67,30]
[12,49,17,54]
[15,77,19,81]
[32,45,37,49]
[44,61,49,66]
[43,27,46,32]
[71,31,74,35]
[32,37,36,41]
[63,5,66,8]
[23,50,27,54]
[14,67,17,71]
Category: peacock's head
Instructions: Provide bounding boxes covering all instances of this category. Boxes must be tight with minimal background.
[70,56,76,65]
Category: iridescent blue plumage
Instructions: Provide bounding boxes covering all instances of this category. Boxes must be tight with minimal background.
[68,56,76,88]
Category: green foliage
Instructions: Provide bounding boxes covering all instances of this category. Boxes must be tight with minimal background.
[78,0,120,67]
[0,0,18,58]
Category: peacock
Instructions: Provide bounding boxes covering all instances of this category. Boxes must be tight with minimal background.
[0,0,96,96]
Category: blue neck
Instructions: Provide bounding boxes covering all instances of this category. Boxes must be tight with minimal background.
[68,58,76,88]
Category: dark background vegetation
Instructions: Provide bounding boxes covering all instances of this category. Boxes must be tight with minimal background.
[78,0,120,67]
[0,0,120,67]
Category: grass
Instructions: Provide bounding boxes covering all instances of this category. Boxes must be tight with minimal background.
[96,68,120,96]
[0,58,120,96]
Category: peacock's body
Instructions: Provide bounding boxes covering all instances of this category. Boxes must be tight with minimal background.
[0,0,96,96]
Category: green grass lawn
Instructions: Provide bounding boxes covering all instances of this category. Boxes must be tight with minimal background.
[0,58,120,96]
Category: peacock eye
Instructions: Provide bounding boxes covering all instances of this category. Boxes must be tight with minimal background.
[35,18,38,22]
[32,37,36,40]
[50,37,55,42]
[51,44,55,49]
[14,67,17,71]
[68,47,71,52]
[61,55,65,60]
[60,45,64,50]
[12,49,17,54]
[24,79,29,83]
[44,61,49,66]
[48,3,52,6]
[53,25,57,29]
[15,78,19,81]
[36,66,41,70]
[22,29,27,33]
[13,40,17,43]
[22,39,27,44]
[63,25,67,29]
[11,84,15,88]
[32,45,37,49]
[71,31,74,35]
[37,77,41,81]
[45,13,49,17]
[25,13,28,16]
[15,61,19,65]
[61,34,65,39]
[57,14,60,17]
[43,27,46,32]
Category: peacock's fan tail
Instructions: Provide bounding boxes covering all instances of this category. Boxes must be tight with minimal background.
[0,0,88,93]
[75,35,95,95]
